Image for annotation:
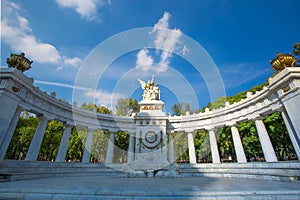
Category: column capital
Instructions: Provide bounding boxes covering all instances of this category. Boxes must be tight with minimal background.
[225,122,238,127]
[37,115,49,121]
[253,116,265,121]
[63,122,74,128]
[207,127,218,132]
[187,130,195,134]
[87,127,97,132]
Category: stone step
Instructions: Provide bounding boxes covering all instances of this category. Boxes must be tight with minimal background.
[0,174,11,182]
[177,163,300,182]
[0,176,300,200]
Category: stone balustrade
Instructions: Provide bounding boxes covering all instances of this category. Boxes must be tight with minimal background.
[0,67,299,171]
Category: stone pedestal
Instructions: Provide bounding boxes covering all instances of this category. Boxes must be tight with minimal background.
[130,99,168,171]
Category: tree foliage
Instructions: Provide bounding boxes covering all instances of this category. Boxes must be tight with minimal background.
[194,130,211,163]
[81,103,111,114]
[38,120,64,161]
[171,103,197,116]
[293,41,300,66]
[173,131,189,162]
[116,98,140,116]
[113,131,129,163]
[5,116,38,160]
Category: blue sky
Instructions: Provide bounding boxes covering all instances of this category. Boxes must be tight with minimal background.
[1,0,300,114]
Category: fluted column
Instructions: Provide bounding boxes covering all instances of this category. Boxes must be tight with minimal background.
[281,110,300,160]
[25,116,49,161]
[187,131,197,164]
[0,108,23,160]
[255,119,278,162]
[168,131,175,163]
[55,124,72,162]
[127,132,135,163]
[231,126,247,163]
[82,129,94,163]
[208,129,220,163]
[105,131,115,164]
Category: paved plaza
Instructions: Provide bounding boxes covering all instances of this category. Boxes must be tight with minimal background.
[0,176,299,199]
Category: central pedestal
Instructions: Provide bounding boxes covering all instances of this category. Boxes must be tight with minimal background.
[130,99,168,172]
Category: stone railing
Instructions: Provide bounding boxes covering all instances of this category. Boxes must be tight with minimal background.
[0,67,299,174]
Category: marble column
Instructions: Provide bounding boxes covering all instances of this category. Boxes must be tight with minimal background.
[0,95,19,153]
[168,131,175,163]
[0,108,23,160]
[55,124,72,162]
[208,129,221,164]
[231,126,247,163]
[105,131,115,164]
[127,132,135,163]
[281,110,300,160]
[255,119,278,162]
[25,116,49,161]
[282,92,300,145]
[82,129,94,163]
[187,131,197,164]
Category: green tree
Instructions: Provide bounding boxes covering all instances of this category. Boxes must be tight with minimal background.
[90,130,109,163]
[264,112,297,161]
[81,103,111,114]
[5,116,38,160]
[66,126,87,162]
[216,127,236,162]
[173,131,189,163]
[37,120,64,161]
[171,103,192,115]
[194,130,211,163]
[116,98,140,116]
[293,41,300,66]
[238,121,264,161]
[113,131,129,163]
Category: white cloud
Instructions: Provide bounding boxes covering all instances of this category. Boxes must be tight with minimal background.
[135,48,153,71]
[55,0,107,21]
[63,56,82,68]
[1,18,61,64]
[152,12,182,69]
[1,0,82,68]
[35,80,91,91]
[134,11,188,73]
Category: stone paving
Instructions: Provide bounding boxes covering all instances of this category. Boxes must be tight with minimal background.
[0,176,299,199]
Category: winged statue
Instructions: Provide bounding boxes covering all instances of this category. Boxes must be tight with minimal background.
[137,75,160,101]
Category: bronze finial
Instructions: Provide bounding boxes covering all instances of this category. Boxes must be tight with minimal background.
[270,52,296,72]
[6,52,33,73]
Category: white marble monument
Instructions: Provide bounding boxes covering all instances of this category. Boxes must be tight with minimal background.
[129,76,168,173]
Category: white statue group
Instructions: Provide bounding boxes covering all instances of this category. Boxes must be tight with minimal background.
[138,75,160,101]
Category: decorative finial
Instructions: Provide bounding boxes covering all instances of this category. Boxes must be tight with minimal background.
[6,52,33,73]
[270,52,296,72]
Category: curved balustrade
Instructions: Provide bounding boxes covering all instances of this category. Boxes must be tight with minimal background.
[0,67,299,172]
